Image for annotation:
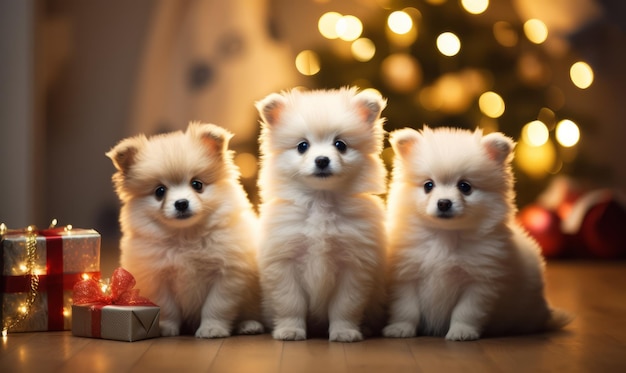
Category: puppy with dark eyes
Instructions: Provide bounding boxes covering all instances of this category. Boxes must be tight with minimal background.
[255,87,388,342]
[106,122,264,338]
[383,126,571,340]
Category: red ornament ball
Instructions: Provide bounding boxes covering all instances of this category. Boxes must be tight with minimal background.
[518,204,566,258]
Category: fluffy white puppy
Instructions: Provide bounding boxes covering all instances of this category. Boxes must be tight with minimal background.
[384,126,571,340]
[106,122,264,338]
[256,87,388,342]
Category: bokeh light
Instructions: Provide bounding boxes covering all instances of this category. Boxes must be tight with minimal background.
[570,61,594,89]
[351,38,376,62]
[336,15,363,41]
[318,12,342,39]
[524,19,548,44]
[522,120,549,147]
[478,91,505,118]
[515,139,557,178]
[556,119,580,147]
[295,50,320,76]
[493,21,518,47]
[461,0,489,15]
[387,11,413,34]
[381,53,422,93]
[436,32,461,56]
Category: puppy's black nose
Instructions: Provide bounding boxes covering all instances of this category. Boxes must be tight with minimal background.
[315,156,330,169]
[174,199,189,212]
[437,199,452,212]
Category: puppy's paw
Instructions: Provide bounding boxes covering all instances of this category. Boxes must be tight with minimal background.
[237,320,265,335]
[445,323,480,341]
[272,327,306,341]
[159,320,180,337]
[329,328,363,343]
[382,322,417,338]
[195,324,231,339]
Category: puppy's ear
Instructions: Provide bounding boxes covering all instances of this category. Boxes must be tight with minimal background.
[256,93,287,127]
[106,136,145,173]
[352,89,387,125]
[481,132,515,164]
[390,128,421,160]
[187,122,233,156]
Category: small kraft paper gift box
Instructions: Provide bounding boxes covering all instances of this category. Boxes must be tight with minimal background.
[1,222,101,334]
[72,267,160,342]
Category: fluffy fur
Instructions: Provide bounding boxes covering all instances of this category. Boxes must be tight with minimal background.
[106,122,264,338]
[255,87,388,342]
[383,126,571,340]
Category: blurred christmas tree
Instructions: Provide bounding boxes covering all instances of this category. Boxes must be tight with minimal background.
[294,0,601,206]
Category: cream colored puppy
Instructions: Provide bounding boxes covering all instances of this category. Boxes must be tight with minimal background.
[256,87,388,342]
[107,122,263,338]
[384,126,571,340]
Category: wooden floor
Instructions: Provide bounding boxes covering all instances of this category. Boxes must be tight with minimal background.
[2,262,625,372]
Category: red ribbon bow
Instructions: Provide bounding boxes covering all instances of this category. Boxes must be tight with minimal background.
[73,267,155,306]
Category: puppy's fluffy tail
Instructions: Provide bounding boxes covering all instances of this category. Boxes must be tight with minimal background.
[545,307,574,331]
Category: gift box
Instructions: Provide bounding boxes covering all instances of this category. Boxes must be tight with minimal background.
[1,223,100,333]
[71,267,160,342]
[72,304,160,342]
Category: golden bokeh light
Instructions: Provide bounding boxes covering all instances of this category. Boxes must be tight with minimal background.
[351,38,376,62]
[461,0,489,15]
[570,61,594,89]
[381,53,422,93]
[555,119,580,147]
[336,15,363,41]
[318,12,342,39]
[493,21,518,47]
[515,139,556,179]
[234,153,259,179]
[522,120,549,147]
[523,19,548,44]
[436,32,461,56]
[478,91,505,118]
[387,11,413,34]
[295,50,321,76]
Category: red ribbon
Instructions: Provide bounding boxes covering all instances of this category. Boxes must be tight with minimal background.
[1,227,100,331]
[73,267,155,338]
[73,267,155,306]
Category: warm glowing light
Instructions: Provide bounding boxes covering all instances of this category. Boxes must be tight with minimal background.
[524,19,548,44]
[318,12,342,39]
[19,263,28,272]
[556,120,580,147]
[522,120,549,147]
[515,140,556,178]
[493,21,518,47]
[436,32,461,56]
[65,224,73,232]
[478,91,505,118]
[63,307,70,317]
[101,284,109,293]
[336,15,363,41]
[295,50,321,76]
[234,153,258,179]
[81,273,90,280]
[2,329,7,338]
[18,305,28,314]
[461,0,489,15]
[380,53,422,93]
[387,11,413,34]
[351,38,376,62]
[570,61,594,89]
